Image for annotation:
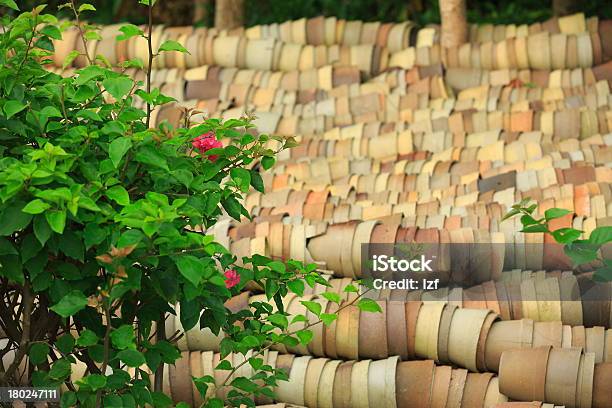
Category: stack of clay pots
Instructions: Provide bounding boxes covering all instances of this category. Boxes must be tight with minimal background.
[164,352,508,408]
[39,8,612,407]
[498,347,612,408]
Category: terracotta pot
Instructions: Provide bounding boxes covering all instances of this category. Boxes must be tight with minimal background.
[585,326,606,363]
[576,352,595,408]
[350,359,371,408]
[533,321,563,348]
[335,303,360,359]
[395,360,435,408]
[324,301,340,359]
[359,299,388,359]
[430,365,452,408]
[484,319,534,372]
[476,312,500,372]
[405,300,423,359]
[304,358,328,408]
[463,372,494,408]
[592,362,612,408]
[414,302,446,361]
[368,357,399,408]
[317,359,341,408]
[544,347,581,407]
[276,355,311,406]
[446,368,468,407]
[448,308,494,372]
[170,351,193,405]
[484,377,509,407]
[498,346,552,402]
[387,300,409,360]
[332,361,354,408]
[437,304,457,363]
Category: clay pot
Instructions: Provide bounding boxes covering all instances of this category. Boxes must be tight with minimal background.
[358,300,388,359]
[592,362,612,408]
[430,366,452,408]
[387,300,409,360]
[484,319,534,372]
[395,360,435,408]
[335,303,360,359]
[332,361,354,408]
[276,356,311,406]
[498,346,552,402]
[368,357,399,408]
[462,372,494,407]
[448,308,495,372]
[317,359,341,408]
[544,347,581,406]
[446,368,468,407]
[414,302,446,361]
[350,359,371,408]
[304,358,328,408]
[170,351,193,405]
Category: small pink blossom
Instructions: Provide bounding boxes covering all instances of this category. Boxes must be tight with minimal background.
[192,132,223,161]
[224,269,240,289]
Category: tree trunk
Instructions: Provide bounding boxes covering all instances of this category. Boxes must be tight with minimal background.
[552,0,576,16]
[215,0,244,30]
[439,0,468,48]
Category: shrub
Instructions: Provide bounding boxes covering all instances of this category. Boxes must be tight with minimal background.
[0,2,378,407]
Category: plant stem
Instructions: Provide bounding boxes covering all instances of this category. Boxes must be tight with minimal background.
[145,1,154,128]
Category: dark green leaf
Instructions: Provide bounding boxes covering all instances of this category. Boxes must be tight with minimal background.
[110,325,135,350]
[544,208,571,221]
[109,137,132,168]
[589,226,612,245]
[117,349,146,367]
[102,76,133,100]
[50,290,88,317]
[29,343,50,365]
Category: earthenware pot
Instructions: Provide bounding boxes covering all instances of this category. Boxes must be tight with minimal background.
[498,346,552,402]
[395,360,435,408]
[484,319,534,372]
[358,300,388,359]
[544,347,581,406]
[448,308,494,372]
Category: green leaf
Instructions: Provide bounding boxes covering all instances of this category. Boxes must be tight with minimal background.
[301,300,322,317]
[179,298,200,331]
[502,208,520,221]
[63,50,80,69]
[230,168,251,192]
[102,76,134,100]
[109,137,132,168]
[117,349,146,367]
[296,329,313,345]
[45,210,67,234]
[550,228,581,244]
[267,261,286,273]
[134,145,168,170]
[110,325,135,350]
[117,24,144,41]
[0,202,32,236]
[250,170,265,193]
[593,265,612,282]
[29,343,50,365]
[564,243,599,266]
[320,313,337,326]
[76,329,99,347]
[56,333,75,354]
[0,0,19,10]
[520,224,549,233]
[60,391,77,408]
[41,25,62,40]
[105,185,130,206]
[157,40,190,54]
[175,256,205,287]
[0,238,17,256]
[33,216,52,245]
[321,292,341,304]
[49,358,72,380]
[221,196,244,221]
[357,298,382,313]
[544,208,572,221]
[3,100,26,119]
[344,284,359,293]
[85,374,106,391]
[589,226,612,245]
[267,313,288,329]
[50,290,88,317]
[78,3,96,12]
[261,156,275,170]
[520,214,539,226]
[231,377,258,393]
[287,280,304,296]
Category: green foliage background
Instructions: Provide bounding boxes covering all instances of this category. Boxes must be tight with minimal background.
[9,0,612,27]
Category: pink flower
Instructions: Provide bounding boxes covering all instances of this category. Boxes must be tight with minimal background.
[224,269,240,289]
[192,132,223,161]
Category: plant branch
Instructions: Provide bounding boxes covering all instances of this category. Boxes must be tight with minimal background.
[145,1,154,128]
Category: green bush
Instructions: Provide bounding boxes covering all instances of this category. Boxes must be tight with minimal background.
[0,2,383,407]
